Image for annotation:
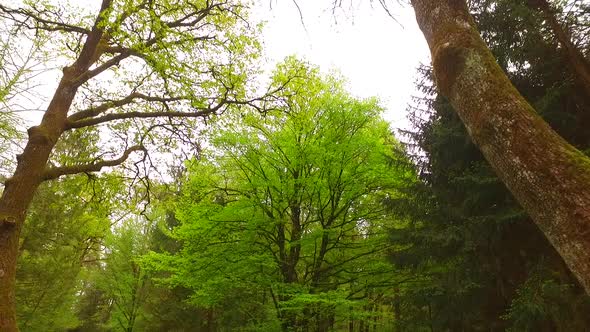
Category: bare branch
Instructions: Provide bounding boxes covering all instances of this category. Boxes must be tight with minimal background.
[163,2,225,28]
[0,3,91,35]
[103,45,147,59]
[65,84,290,129]
[67,93,186,122]
[42,145,146,181]
[71,51,130,86]
[65,106,221,130]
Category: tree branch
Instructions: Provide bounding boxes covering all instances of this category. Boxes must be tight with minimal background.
[63,62,299,130]
[42,145,146,181]
[72,51,130,86]
[67,93,187,122]
[0,4,91,35]
[68,0,112,73]
[66,108,217,130]
[65,96,275,130]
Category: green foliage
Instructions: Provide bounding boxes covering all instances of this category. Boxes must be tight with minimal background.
[15,123,130,331]
[503,270,590,332]
[96,218,151,331]
[17,173,125,331]
[144,58,413,331]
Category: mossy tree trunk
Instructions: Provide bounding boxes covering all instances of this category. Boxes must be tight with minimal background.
[410,0,590,294]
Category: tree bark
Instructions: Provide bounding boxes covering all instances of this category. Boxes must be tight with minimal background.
[410,0,590,294]
[0,2,111,330]
[527,0,590,99]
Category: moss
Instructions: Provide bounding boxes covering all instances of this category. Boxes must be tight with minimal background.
[26,126,52,145]
[431,16,481,96]
[564,144,590,183]
[432,43,467,96]
[0,212,17,225]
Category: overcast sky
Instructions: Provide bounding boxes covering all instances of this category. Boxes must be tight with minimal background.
[253,0,431,129]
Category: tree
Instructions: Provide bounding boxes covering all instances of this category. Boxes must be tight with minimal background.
[385,0,590,330]
[408,0,590,295]
[133,211,208,332]
[15,127,132,331]
[393,24,590,330]
[524,0,590,99]
[145,58,413,331]
[122,180,209,332]
[94,218,151,332]
[0,0,270,329]
[17,172,124,331]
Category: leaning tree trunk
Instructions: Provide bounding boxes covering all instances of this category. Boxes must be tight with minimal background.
[0,67,78,332]
[0,2,111,330]
[410,0,590,294]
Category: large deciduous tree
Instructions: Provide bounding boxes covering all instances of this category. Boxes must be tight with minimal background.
[145,58,413,332]
[409,0,590,294]
[0,0,269,329]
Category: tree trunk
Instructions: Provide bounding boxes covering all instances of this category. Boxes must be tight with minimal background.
[0,70,78,332]
[410,0,590,294]
[0,2,111,329]
[527,0,590,99]
[0,222,21,331]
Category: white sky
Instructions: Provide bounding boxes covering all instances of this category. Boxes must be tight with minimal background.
[253,0,431,129]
